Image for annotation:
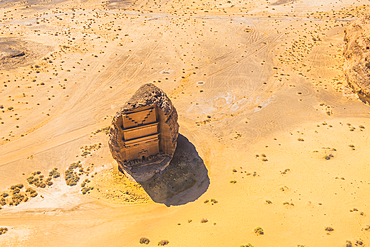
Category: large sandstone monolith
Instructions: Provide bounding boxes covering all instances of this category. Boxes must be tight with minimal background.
[344,16,370,104]
[109,83,179,182]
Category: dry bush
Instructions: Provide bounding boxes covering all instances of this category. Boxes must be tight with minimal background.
[139,237,150,245]
[254,227,264,235]
[158,240,169,246]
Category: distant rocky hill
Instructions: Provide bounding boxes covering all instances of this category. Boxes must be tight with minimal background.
[344,16,370,104]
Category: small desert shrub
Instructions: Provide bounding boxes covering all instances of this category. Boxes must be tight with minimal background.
[0,198,6,206]
[200,218,208,223]
[325,227,334,232]
[230,180,237,184]
[30,191,38,198]
[254,227,264,235]
[81,186,94,195]
[12,188,20,194]
[355,239,364,246]
[49,168,60,178]
[266,200,272,204]
[26,188,35,193]
[240,244,254,247]
[158,240,169,246]
[139,237,150,245]
[324,154,333,160]
[281,169,290,174]
[81,179,90,188]
[0,227,8,235]
[15,184,23,189]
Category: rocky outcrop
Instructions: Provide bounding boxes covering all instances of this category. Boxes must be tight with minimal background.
[344,16,370,104]
[109,83,179,182]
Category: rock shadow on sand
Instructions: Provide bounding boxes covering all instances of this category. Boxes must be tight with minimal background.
[140,134,209,206]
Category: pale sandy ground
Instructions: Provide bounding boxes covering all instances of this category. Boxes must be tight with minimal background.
[1,0,370,246]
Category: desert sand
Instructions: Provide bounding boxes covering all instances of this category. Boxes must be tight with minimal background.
[1,0,370,246]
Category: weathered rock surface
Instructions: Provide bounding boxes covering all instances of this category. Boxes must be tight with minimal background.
[344,16,370,104]
[109,83,179,182]
[0,38,51,70]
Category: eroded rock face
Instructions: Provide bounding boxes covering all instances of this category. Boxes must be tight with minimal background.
[109,83,179,182]
[344,16,370,104]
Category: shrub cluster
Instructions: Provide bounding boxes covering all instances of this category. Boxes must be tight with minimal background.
[0,184,37,207]
[27,170,54,188]
[65,162,83,186]
[9,184,28,206]
[80,143,102,157]
[80,179,94,194]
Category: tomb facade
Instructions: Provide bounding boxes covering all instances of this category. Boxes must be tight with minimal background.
[109,83,179,182]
